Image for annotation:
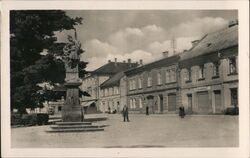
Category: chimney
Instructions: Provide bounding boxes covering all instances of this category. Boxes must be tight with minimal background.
[114,58,117,66]
[162,51,169,57]
[228,19,238,27]
[139,59,143,65]
[191,40,199,47]
[128,58,131,63]
[108,60,111,63]
[123,60,126,63]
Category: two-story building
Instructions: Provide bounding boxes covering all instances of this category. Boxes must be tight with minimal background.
[124,55,180,114]
[179,22,238,114]
[99,71,127,113]
[80,58,138,113]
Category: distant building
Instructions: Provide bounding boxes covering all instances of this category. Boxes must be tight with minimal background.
[99,71,126,113]
[80,58,138,113]
[179,23,238,114]
[124,55,180,114]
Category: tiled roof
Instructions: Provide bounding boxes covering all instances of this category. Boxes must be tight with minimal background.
[180,25,238,61]
[92,62,138,75]
[100,71,125,88]
[125,55,180,76]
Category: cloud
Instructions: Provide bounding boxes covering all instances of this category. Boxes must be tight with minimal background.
[83,39,122,59]
[56,17,230,71]
[108,25,168,53]
[147,36,198,55]
[85,50,155,71]
[170,17,228,37]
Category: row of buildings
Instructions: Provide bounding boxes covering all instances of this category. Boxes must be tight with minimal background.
[80,22,238,115]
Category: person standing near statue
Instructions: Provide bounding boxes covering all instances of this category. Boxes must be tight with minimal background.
[122,105,129,122]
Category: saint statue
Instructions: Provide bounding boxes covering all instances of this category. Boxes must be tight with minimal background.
[63,28,82,69]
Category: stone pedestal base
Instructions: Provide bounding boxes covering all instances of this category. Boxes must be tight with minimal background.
[62,106,83,122]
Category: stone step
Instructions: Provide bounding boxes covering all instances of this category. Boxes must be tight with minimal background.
[50,125,100,129]
[56,122,92,125]
[46,127,104,132]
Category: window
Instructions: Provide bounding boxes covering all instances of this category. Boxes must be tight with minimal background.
[185,68,192,82]
[230,88,238,106]
[171,69,176,82]
[133,98,136,108]
[105,89,108,96]
[139,98,143,108]
[113,86,119,95]
[58,106,62,111]
[129,79,133,90]
[147,73,152,87]
[166,70,170,83]
[129,99,133,108]
[157,72,162,85]
[229,57,237,74]
[213,62,220,77]
[132,79,136,90]
[109,88,113,96]
[138,77,142,89]
[198,65,205,79]
[129,79,136,90]
[100,89,103,97]
[166,69,176,83]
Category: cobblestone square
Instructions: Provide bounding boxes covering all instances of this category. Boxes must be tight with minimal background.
[11,114,238,148]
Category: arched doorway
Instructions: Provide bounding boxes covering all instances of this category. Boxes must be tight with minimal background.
[146,95,155,114]
[158,94,164,113]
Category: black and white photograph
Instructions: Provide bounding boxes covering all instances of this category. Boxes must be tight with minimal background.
[1,1,249,158]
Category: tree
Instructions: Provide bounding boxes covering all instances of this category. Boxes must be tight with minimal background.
[10,10,87,112]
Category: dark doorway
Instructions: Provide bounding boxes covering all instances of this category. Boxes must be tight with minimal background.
[168,93,176,111]
[187,94,192,113]
[197,91,212,114]
[230,88,238,107]
[147,95,154,114]
[214,90,222,113]
[159,95,164,113]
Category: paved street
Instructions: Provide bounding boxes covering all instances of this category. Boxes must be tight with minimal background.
[11,114,238,148]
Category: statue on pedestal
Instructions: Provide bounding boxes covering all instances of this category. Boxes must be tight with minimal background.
[61,28,83,122]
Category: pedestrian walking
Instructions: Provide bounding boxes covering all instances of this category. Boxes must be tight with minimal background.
[146,106,149,115]
[122,105,129,122]
[179,105,185,118]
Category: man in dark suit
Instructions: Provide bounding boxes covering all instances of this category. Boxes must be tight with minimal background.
[122,105,129,122]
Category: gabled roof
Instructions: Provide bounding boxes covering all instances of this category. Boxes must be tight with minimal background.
[92,62,138,75]
[180,25,238,61]
[125,55,180,76]
[100,71,125,88]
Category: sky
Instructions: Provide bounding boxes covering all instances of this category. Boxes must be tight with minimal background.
[55,10,237,71]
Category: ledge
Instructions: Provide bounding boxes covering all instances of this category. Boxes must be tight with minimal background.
[198,78,205,81]
[185,80,192,83]
[165,81,177,85]
[228,72,238,76]
[212,75,219,79]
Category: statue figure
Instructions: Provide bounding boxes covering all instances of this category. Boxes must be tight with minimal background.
[63,28,81,69]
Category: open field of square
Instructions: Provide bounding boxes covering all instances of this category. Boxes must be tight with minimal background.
[11,114,238,148]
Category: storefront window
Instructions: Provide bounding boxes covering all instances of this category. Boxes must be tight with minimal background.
[231,88,238,107]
